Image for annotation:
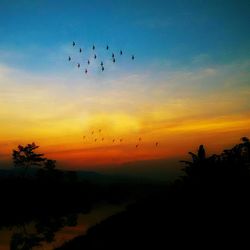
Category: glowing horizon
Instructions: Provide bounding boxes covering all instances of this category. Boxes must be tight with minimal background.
[0,1,250,169]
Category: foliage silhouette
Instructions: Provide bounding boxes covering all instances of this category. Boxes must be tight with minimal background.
[12,143,65,182]
[181,137,250,187]
[56,137,250,250]
[12,143,46,177]
[44,159,56,170]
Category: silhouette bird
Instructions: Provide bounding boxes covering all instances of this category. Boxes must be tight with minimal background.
[136,144,139,148]
[156,142,159,147]
[68,41,135,75]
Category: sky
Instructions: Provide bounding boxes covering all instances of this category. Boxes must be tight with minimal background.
[0,0,250,170]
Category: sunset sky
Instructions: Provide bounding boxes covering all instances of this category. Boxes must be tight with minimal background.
[0,0,250,170]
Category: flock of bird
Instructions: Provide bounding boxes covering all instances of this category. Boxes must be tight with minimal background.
[68,42,159,148]
[68,41,135,74]
[83,129,159,148]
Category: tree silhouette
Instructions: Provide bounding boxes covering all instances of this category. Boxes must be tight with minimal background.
[12,143,46,177]
[180,145,209,180]
[44,159,56,171]
[181,137,250,185]
[241,137,250,164]
[36,158,64,182]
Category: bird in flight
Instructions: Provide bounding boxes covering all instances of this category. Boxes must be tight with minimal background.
[67,42,136,75]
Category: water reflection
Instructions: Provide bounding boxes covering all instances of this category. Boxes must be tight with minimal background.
[0,204,125,250]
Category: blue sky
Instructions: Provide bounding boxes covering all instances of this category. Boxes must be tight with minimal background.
[0,0,250,73]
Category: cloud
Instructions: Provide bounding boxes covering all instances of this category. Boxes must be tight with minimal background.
[0,58,250,167]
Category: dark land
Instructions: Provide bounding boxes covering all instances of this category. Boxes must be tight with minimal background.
[1,137,250,249]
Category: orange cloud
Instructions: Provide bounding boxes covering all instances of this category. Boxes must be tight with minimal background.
[0,62,250,168]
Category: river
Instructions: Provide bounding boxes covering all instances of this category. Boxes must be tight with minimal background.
[0,203,126,250]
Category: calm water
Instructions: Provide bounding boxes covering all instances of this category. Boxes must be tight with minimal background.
[0,203,126,250]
